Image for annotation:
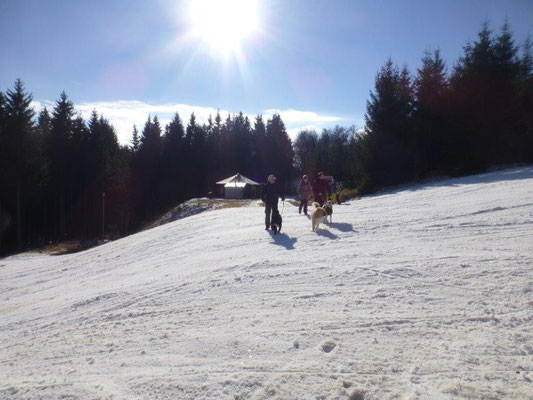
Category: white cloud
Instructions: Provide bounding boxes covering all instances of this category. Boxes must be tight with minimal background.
[286,124,323,139]
[32,99,350,144]
[263,109,342,124]
[30,100,43,113]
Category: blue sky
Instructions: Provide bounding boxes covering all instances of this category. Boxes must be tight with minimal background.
[1,0,532,143]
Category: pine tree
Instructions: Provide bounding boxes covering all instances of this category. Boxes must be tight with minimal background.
[37,108,51,137]
[232,111,253,176]
[214,110,222,136]
[48,91,75,187]
[520,36,533,78]
[494,19,519,79]
[204,114,219,191]
[137,115,162,218]
[152,115,162,144]
[457,21,495,77]
[3,79,36,249]
[265,113,294,185]
[209,111,223,182]
[185,112,207,197]
[131,124,140,153]
[0,91,8,251]
[362,59,415,190]
[69,115,90,236]
[185,112,196,146]
[47,91,76,239]
[165,112,184,149]
[414,49,450,174]
[161,113,185,204]
[139,115,162,159]
[518,35,533,162]
[493,20,521,162]
[450,22,498,171]
[251,114,267,180]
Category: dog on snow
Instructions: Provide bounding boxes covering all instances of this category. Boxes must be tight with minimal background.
[270,208,282,234]
[311,200,333,232]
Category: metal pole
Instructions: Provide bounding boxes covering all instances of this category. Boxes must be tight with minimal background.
[102,192,106,238]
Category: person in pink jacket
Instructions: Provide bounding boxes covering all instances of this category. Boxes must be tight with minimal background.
[297,175,313,215]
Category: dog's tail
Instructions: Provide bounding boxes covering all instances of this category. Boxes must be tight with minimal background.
[312,202,321,208]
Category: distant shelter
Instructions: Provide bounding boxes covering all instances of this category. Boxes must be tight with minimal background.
[216,173,262,199]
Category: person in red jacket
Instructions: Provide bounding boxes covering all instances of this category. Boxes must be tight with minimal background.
[312,172,330,206]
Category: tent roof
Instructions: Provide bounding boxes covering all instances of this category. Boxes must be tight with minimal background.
[224,182,246,188]
[216,173,260,186]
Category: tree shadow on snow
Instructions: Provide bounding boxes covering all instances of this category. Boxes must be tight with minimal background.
[328,222,354,232]
[393,166,533,195]
[268,231,297,250]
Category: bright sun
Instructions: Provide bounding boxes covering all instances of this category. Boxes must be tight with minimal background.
[188,0,260,55]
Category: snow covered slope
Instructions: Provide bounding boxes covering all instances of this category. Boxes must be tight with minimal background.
[1,167,533,400]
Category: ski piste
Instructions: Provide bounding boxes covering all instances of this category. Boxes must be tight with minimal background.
[1,167,532,399]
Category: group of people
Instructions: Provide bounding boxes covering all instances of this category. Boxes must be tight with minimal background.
[296,172,333,215]
[261,172,340,230]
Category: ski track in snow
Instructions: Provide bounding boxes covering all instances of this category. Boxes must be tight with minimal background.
[1,167,533,399]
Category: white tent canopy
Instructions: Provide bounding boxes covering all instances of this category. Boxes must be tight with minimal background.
[216,173,261,199]
[216,173,260,186]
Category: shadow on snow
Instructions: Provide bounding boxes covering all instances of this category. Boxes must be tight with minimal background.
[328,222,354,232]
[268,231,297,250]
[315,229,339,240]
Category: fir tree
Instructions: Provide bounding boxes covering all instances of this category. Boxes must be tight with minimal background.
[48,91,75,238]
[520,36,533,78]
[518,35,533,162]
[266,113,294,185]
[185,112,208,197]
[2,79,36,249]
[165,112,184,148]
[362,58,415,189]
[161,113,185,205]
[137,115,162,218]
[0,91,8,247]
[251,114,267,180]
[131,124,140,153]
[494,19,519,79]
[414,49,450,174]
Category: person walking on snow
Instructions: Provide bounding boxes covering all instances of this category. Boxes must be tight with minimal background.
[297,174,312,215]
[262,174,285,230]
[330,179,341,205]
[312,171,330,206]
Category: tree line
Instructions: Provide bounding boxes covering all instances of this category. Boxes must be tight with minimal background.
[294,21,533,192]
[1,20,532,255]
[0,85,294,254]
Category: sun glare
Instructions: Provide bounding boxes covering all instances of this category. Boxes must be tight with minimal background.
[188,0,260,55]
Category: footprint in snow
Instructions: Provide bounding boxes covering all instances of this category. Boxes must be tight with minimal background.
[321,340,336,353]
[348,390,365,400]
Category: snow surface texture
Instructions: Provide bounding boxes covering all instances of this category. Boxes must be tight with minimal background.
[146,198,259,230]
[1,167,533,399]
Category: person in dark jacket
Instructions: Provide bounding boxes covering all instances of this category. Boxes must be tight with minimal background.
[262,174,285,230]
[330,179,341,204]
[312,171,330,206]
[297,175,312,215]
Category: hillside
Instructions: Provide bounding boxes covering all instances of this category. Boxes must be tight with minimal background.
[1,167,533,399]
